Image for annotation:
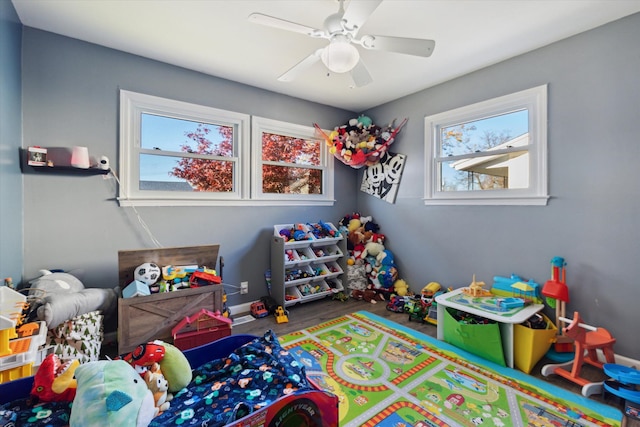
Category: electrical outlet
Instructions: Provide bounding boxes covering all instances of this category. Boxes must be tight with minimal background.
[240,281,249,294]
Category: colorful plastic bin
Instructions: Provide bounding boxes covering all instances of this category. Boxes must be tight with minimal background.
[513,313,557,374]
[443,307,506,366]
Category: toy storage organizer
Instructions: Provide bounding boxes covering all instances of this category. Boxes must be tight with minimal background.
[270,222,347,309]
[117,245,224,354]
[513,312,557,374]
[443,307,506,366]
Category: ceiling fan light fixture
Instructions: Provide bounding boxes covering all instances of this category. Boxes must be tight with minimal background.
[321,39,360,73]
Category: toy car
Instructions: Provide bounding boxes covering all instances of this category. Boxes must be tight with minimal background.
[189,270,221,287]
[250,301,269,318]
[274,306,289,323]
[386,295,406,313]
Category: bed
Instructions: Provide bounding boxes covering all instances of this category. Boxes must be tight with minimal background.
[0,331,339,427]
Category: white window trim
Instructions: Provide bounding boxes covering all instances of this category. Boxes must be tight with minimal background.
[118,90,335,206]
[251,116,334,203]
[424,85,549,206]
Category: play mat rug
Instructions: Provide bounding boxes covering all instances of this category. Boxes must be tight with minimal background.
[279,311,622,427]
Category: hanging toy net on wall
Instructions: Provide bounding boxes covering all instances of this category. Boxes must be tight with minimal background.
[314,116,408,169]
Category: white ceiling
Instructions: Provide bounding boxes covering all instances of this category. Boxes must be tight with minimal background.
[12,0,640,112]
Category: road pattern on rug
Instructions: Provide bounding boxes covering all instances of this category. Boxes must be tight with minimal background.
[279,311,621,427]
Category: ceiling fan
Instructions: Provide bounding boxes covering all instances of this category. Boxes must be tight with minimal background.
[248,0,435,87]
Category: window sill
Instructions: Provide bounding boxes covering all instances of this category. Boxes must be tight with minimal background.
[423,195,549,206]
[117,198,336,207]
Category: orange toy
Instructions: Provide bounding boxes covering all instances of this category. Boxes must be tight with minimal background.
[541,311,616,396]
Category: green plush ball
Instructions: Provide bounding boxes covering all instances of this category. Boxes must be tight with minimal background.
[159,342,192,393]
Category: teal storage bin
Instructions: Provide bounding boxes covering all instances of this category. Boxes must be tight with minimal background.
[443,307,506,366]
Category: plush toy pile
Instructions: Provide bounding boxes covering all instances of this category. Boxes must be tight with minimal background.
[338,212,409,301]
[25,340,191,426]
[315,116,407,169]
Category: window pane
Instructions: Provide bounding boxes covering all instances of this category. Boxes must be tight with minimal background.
[141,114,233,157]
[439,150,529,191]
[440,109,528,157]
[140,154,234,192]
[262,165,322,194]
[261,132,320,166]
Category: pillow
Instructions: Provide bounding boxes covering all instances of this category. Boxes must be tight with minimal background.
[69,360,156,427]
[47,311,104,363]
[37,287,118,329]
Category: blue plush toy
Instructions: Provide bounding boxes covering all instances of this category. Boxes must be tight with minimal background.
[69,360,156,427]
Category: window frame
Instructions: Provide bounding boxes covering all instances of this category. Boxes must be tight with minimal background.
[118,90,334,206]
[424,85,549,206]
[251,116,334,204]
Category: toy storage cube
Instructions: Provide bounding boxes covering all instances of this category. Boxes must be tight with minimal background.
[513,313,557,374]
[443,307,506,366]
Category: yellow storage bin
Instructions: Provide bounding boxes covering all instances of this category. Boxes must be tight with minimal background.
[514,313,557,374]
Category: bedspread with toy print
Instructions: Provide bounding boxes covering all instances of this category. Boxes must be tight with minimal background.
[0,331,315,427]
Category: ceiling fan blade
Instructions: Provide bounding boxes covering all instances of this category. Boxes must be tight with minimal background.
[248,13,322,37]
[359,35,435,57]
[342,0,383,35]
[349,59,373,88]
[277,49,323,82]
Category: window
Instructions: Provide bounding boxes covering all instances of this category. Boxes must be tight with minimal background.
[119,90,333,206]
[251,117,333,202]
[424,85,548,205]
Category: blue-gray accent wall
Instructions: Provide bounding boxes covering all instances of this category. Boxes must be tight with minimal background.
[19,27,357,306]
[0,0,23,286]
[4,8,639,359]
[363,12,640,359]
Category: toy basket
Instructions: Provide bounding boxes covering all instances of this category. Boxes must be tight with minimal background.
[443,307,506,366]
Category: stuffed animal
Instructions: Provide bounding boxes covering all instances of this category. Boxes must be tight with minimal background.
[158,341,192,393]
[361,241,385,259]
[393,279,410,297]
[119,340,191,394]
[363,289,385,303]
[144,363,173,415]
[28,270,119,329]
[69,360,156,427]
[31,353,79,402]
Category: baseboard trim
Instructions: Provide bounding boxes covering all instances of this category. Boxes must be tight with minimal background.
[229,301,257,317]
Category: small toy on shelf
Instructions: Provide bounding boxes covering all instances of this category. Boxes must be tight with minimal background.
[541,311,616,397]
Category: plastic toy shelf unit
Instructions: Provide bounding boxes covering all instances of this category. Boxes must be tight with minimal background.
[271,222,347,309]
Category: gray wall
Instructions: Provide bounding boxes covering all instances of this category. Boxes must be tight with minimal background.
[0,0,23,285]
[363,13,640,359]
[20,28,357,306]
[10,9,640,359]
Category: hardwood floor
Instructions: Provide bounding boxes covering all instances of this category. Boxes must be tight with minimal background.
[232,298,636,426]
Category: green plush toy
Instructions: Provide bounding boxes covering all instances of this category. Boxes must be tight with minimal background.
[158,341,192,393]
[69,360,156,427]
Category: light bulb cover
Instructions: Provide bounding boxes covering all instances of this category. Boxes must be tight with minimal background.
[321,41,360,73]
